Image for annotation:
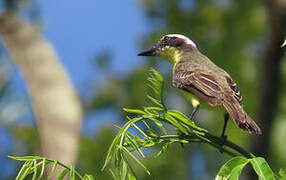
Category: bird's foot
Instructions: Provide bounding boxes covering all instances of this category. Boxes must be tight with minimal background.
[189,105,199,121]
[221,134,227,142]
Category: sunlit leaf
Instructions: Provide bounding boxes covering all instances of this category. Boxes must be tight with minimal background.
[56,169,69,180]
[128,173,137,180]
[122,156,139,180]
[83,174,95,180]
[164,114,189,134]
[216,156,249,180]
[126,135,145,158]
[149,117,167,134]
[70,166,75,180]
[9,156,42,161]
[48,160,58,179]
[114,149,124,171]
[21,164,32,180]
[120,159,128,180]
[143,106,162,114]
[102,135,120,170]
[250,157,275,180]
[32,160,37,180]
[122,147,150,175]
[39,158,46,179]
[16,161,31,180]
[150,68,164,82]
[109,169,117,180]
[147,95,163,107]
[123,108,146,115]
[279,168,286,178]
[147,81,161,96]
[154,142,172,158]
[167,110,206,131]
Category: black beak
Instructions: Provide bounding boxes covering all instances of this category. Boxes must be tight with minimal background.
[137,47,157,56]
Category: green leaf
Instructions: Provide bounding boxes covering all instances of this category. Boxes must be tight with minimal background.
[125,135,145,158]
[32,160,37,180]
[164,114,189,134]
[48,160,58,179]
[102,135,120,171]
[118,117,143,146]
[149,118,167,134]
[150,68,164,82]
[154,142,172,158]
[147,95,163,107]
[131,124,148,139]
[21,164,32,180]
[147,83,160,97]
[114,149,124,172]
[141,141,156,148]
[167,110,207,132]
[9,155,42,161]
[120,159,128,180]
[109,169,117,180]
[16,161,31,180]
[143,107,162,114]
[38,158,46,179]
[122,155,139,180]
[83,174,95,180]
[216,156,249,180]
[56,169,69,180]
[279,168,286,178]
[70,166,75,180]
[122,147,150,175]
[250,157,275,180]
[123,108,146,115]
[128,173,137,180]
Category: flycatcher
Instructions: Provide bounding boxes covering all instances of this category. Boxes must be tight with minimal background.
[138,34,261,135]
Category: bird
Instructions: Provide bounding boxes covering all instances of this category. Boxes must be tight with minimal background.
[138,34,262,136]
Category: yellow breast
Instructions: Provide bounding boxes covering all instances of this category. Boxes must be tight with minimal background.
[158,46,181,66]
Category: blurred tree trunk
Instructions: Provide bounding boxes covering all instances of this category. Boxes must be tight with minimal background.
[248,0,286,179]
[0,13,82,175]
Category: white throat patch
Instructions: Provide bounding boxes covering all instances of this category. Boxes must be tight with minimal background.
[164,34,197,48]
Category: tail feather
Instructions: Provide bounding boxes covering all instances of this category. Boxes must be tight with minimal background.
[223,99,262,134]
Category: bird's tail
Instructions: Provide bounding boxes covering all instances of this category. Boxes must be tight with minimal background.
[223,98,262,134]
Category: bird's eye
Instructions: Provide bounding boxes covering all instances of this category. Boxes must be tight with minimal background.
[164,36,170,41]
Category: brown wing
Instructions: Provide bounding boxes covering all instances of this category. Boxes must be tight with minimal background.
[223,75,261,134]
[225,75,242,104]
[173,70,223,106]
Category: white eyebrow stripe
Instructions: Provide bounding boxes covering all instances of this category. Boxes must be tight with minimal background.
[165,34,197,47]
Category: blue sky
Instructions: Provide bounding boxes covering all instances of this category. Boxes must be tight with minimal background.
[38,0,150,90]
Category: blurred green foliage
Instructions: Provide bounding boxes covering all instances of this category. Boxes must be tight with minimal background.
[1,0,285,179]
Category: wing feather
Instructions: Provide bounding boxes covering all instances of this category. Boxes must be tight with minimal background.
[173,70,223,106]
[225,75,242,104]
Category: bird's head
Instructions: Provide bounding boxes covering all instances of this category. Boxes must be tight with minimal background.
[138,34,197,64]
